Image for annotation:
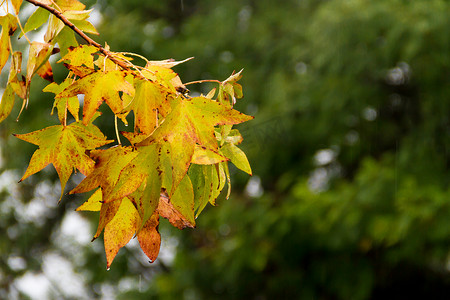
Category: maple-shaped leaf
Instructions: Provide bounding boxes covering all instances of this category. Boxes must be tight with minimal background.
[125,78,171,135]
[138,96,253,193]
[14,122,112,199]
[58,44,97,69]
[56,70,134,125]
[0,14,17,74]
[43,79,80,124]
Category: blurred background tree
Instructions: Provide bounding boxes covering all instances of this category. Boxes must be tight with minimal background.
[1,0,449,299]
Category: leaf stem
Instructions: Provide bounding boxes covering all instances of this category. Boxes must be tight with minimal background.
[184,79,221,86]
[114,116,121,145]
[24,0,131,70]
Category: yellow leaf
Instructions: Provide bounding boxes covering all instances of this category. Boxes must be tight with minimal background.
[76,188,102,211]
[56,70,135,125]
[104,197,139,268]
[14,122,112,199]
[11,0,23,15]
[0,14,17,74]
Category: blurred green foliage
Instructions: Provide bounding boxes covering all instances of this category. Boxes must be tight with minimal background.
[1,0,449,299]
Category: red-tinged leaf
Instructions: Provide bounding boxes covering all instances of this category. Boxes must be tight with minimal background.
[220,143,252,175]
[157,191,195,229]
[76,188,102,212]
[14,122,112,199]
[0,14,17,74]
[56,70,135,125]
[70,146,138,197]
[104,197,139,268]
[11,0,23,15]
[137,211,161,263]
[125,79,171,135]
[44,79,80,124]
[58,44,97,69]
[0,84,15,123]
[138,96,253,192]
[36,60,54,82]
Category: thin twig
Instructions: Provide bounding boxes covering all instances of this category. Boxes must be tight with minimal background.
[24,0,130,70]
[184,79,221,86]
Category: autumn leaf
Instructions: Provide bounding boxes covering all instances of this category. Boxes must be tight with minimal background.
[0,14,17,74]
[158,175,195,229]
[137,211,161,263]
[58,44,97,69]
[43,79,80,124]
[26,42,54,83]
[124,78,171,135]
[104,197,139,269]
[138,96,253,193]
[70,146,138,196]
[14,122,112,199]
[56,70,135,124]
[0,85,15,123]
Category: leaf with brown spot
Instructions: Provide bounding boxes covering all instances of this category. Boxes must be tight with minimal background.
[56,70,134,125]
[138,96,253,193]
[14,122,112,199]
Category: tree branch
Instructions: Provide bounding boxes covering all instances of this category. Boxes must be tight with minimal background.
[24,0,130,70]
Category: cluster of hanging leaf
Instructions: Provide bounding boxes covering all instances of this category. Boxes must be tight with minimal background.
[0,0,253,268]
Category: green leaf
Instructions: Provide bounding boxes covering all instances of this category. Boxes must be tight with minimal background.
[20,8,50,38]
[220,143,252,175]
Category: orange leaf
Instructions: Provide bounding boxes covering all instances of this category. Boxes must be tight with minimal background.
[137,211,161,263]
